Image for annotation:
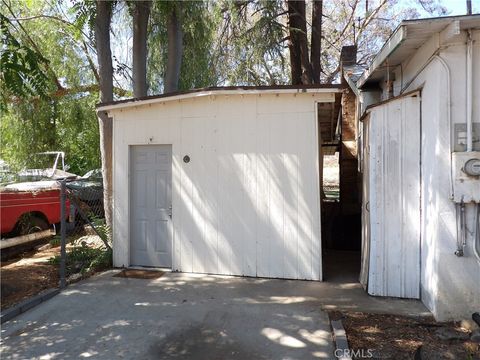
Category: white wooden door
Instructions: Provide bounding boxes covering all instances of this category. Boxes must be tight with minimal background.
[365,94,421,299]
[130,145,172,267]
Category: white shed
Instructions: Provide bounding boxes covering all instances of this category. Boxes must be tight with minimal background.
[97,86,341,281]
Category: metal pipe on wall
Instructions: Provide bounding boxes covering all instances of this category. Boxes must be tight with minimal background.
[432,55,454,198]
[455,201,467,257]
[466,29,473,152]
[402,52,454,198]
[474,205,480,264]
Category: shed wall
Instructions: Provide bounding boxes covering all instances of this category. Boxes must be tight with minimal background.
[110,93,332,280]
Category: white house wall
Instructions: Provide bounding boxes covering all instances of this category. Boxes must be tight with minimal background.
[395,29,480,320]
[110,93,331,280]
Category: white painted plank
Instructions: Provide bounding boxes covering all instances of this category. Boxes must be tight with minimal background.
[297,111,319,280]
[308,110,322,281]
[227,116,247,276]
[202,113,219,275]
[216,114,246,276]
[215,114,231,275]
[242,112,258,277]
[359,114,371,288]
[255,114,273,278]
[188,116,207,274]
[179,117,195,273]
[402,97,421,297]
[269,114,287,278]
[282,113,300,280]
[367,95,421,298]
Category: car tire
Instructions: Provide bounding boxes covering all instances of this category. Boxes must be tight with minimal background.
[15,214,50,236]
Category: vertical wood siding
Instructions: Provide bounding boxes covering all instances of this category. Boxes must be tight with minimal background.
[360,113,371,289]
[365,94,421,298]
[112,93,333,280]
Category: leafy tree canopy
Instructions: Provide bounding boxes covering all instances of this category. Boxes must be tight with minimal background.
[0,0,453,175]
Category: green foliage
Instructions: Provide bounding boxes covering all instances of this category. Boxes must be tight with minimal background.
[50,235,61,247]
[178,2,218,90]
[1,94,100,175]
[0,13,53,109]
[1,101,56,171]
[148,1,218,93]
[53,95,101,175]
[48,243,112,275]
[213,0,289,85]
[1,1,101,175]
[88,215,111,247]
[69,0,97,39]
[147,1,288,89]
[49,232,83,247]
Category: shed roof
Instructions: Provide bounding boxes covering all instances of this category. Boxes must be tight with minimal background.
[355,14,480,88]
[96,85,342,112]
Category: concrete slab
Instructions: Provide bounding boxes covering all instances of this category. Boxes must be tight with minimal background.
[0,266,430,360]
[322,250,431,317]
[1,271,336,360]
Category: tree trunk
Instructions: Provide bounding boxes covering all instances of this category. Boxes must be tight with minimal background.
[94,0,114,241]
[164,4,183,93]
[132,1,151,97]
[310,0,322,84]
[287,0,313,85]
[288,0,302,85]
[95,2,114,103]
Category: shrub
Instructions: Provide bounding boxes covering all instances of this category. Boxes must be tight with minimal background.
[49,243,112,276]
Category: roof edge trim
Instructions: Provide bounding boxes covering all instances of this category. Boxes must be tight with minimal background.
[96,86,342,112]
[357,25,407,89]
[343,71,360,96]
[359,88,422,122]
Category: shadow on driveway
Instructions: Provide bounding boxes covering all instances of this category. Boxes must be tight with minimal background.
[1,271,335,360]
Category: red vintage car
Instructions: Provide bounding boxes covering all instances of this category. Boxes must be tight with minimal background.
[0,181,70,236]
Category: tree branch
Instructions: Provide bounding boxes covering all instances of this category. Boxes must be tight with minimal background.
[80,40,100,83]
[3,0,64,91]
[8,84,129,104]
[333,0,360,44]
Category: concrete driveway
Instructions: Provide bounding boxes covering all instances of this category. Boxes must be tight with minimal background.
[1,271,336,360]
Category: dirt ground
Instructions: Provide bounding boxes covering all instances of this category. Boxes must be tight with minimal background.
[330,311,480,360]
[1,246,60,310]
[1,233,110,311]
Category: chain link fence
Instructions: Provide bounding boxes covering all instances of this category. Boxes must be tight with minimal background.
[56,180,111,287]
[1,178,111,313]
